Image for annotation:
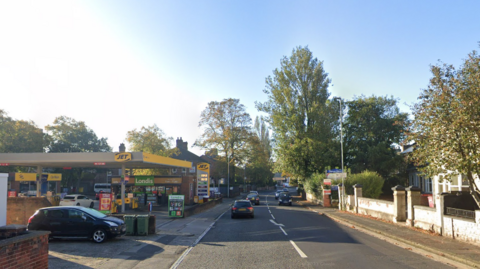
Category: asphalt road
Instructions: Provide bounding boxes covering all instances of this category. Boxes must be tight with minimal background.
[178,190,454,269]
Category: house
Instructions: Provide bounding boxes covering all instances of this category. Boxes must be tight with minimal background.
[171,138,208,176]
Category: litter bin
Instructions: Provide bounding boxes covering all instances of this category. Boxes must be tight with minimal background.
[203,196,209,203]
[124,215,137,236]
[136,215,149,236]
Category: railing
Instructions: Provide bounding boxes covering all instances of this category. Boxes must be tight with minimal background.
[445,207,475,219]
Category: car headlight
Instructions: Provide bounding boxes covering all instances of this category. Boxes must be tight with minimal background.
[289,199,292,202]
[105,221,118,227]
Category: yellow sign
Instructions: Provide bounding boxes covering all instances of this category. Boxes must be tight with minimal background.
[15,173,37,181]
[197,163,209,172]
[15,173,62,181]
[115,152,132,162]
[47,174,62,181]
[111,177,182,184]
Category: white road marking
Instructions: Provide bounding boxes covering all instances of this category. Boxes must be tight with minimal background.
[271,214,275,219]
[290,240,307,258]
[280,226,288,236]
[269,219,284,226]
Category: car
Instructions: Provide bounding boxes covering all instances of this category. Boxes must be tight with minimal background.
[231,200,254,218]
[249,191,259,195]
[275,190,283,199]
[60,194,95,208]
[278,192,292,206]
[246,193,260,205]
[27,206,126,243]
[282,188,289,193]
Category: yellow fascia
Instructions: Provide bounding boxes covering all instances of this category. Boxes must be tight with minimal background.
[142,153,192,168]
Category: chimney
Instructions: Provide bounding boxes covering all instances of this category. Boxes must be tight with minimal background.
[119,143,126,152]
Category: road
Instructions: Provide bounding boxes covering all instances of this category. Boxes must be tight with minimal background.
[178,190,454,269]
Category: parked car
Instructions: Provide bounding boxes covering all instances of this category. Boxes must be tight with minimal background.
[60,194,95,208]
[27,206,126,243]
[231,200,254,218]
[246,193,260,205]
[275,190,283,200]
[278,192,292,206]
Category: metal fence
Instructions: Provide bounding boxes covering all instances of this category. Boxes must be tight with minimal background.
[445,207,475,220]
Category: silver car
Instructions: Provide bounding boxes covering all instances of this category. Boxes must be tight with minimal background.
[60,194,95,208]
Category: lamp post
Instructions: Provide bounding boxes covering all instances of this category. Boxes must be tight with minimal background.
[244,165,246,193]
[227,154,230,198]
[334,97,345,210]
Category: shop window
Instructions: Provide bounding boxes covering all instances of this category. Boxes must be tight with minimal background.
[172,168,177,174]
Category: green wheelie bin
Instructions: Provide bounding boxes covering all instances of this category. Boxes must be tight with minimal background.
[136,215,149,236]
[124,215,137,236]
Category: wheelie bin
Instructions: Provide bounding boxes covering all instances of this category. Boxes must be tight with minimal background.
[124,215,137,236]
[136,215,149,236]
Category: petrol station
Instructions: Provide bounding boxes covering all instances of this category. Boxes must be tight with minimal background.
[0,149,192,213]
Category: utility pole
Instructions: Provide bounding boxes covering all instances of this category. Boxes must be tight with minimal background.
[227,153,230,198]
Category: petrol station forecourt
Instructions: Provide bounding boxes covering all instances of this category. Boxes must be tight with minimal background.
[0,151,192,212]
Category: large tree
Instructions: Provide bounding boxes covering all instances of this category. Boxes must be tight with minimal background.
[409,48,480,208]
[196,98,252,185]
[45,116,112,187]
[246,117,273,186]
[344,95,409,180]
[125,125,177,175]
[256,46,339,183]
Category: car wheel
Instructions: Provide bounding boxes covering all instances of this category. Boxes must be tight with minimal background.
[251,214,254,219]
[90,202,94,208]
[92,229,107,243]
[231,214,235,219]
[76,203,80,206]
[289,202,292,206]
[278,202,281,206]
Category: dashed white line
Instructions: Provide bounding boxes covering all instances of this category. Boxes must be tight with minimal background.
[290,240,307,258]
[280,226,288,235]
[271,214,275,219]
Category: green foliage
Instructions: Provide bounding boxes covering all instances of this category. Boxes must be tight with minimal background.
[341,170,384,198]
[344,95,409,180]
[409,47,480,207]
[0,110,44,153]
[256,46,340,181]
[196,98,252,184]
[246,116,273,186]
[304,172,325,199]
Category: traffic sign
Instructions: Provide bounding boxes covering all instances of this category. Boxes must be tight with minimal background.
[327,169,343,173]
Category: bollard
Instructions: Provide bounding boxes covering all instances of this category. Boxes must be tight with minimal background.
[148,202,152,212]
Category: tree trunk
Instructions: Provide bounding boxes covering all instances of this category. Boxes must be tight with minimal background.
[467,172,480,209]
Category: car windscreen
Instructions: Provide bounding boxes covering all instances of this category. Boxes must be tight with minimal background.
[235,202,251,207]
[280,193,290,198]
[80,208,107,219]
[247,194,257,198]
[63,196,76,200]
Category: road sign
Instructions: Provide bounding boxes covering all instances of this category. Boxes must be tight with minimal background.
[326,173,347,180]
[327,169,343,173]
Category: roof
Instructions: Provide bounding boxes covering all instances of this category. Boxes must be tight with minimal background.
[0,152,192,169]
[172,147,208,164]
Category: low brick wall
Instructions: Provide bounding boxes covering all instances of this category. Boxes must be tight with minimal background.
[184,198,223,218]
[7,197,52,225]
[413,205,440,233]
[0,231,50,269]
[443,211,480,246]
[357,197,394,222]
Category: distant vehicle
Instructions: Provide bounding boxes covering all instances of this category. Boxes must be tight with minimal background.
[27,206,126,243]
[60,194,94,208]
[284,183,290,187]
[94,183,111,194]
[246,193,260,205]
[282,188,289,193]
[278,192,292,206]
[275,190,283,200]
[250,191,259,194]
[231,200,254,218]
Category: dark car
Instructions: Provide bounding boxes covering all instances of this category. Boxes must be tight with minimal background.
[282,188,289,193]
[231,200,254,218]
[246,193,260,205]
[275,190,283,200]
[278,192,292,206]
[27,206,126,243]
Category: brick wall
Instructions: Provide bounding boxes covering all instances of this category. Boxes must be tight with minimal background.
[181,176,195,205]
[0,231,50,269]
[7,197,52,225]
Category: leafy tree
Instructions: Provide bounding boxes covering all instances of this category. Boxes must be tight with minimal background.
[45,116,112,187]
[126,125,178,175]
[0,110,44,153]
[245,116,273,186]
[409,48,480,207]
[343,95,409,181]
[256,46,340,183]
[45,116,111,153]
[340,170,384,198]
[196,98,252,186]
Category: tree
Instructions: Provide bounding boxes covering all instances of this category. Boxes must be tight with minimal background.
[256,46,340,183]
[196,98,252,185]
[245,117,273,186]
[125,125,178,175]
[409,48,480,208]
[45,116,112,187]
[343,95,409,180]
[0,110,44,153]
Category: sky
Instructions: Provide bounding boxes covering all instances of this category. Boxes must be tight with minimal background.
[1,0,480,156]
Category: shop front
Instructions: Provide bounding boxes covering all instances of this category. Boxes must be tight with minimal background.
[111,176,183,207]
[10,173,61,196]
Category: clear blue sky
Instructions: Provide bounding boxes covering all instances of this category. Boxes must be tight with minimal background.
[1,0,479,156]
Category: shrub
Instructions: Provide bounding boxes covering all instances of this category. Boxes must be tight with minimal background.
[342,170,384,199]
[304,173,324,199]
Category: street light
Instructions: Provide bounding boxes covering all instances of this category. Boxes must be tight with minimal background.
[333,97,345,210]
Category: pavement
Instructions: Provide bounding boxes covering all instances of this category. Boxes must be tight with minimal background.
[294,197,480,268]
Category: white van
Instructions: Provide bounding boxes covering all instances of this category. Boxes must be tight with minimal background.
[94,183,111,194]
